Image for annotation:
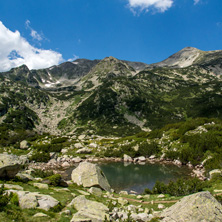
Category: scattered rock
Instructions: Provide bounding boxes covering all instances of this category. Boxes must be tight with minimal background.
[76,189,90,196]
[88,187,103,197]
[19,192,38,209]
[117,197,128,205]
[88,143,97,148]
[20,140,30,150]
[76,148,92,154]
[158,204,165,209]
[33,213,48,217]
[174,159,182,166]
[61,161,70,168]
[33,183,49,189]
[78,135,85,140]
[123,154,133,162]
[0,184,23,190]
[72,157,82,163]
[74,143,83,149]
[71,162,111,192]
[149,155,156,160]
[157,194,165,198]
[160,191,222,222]
[15,172,34,182]
[37,194,60,211]
[7,190,59,211]
[61,148,68,154]
[61,209,71,215]
[119,190,128,195]
[135,156,146,162]
[209,169,222,179]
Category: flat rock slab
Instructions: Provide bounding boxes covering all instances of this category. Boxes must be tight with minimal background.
[0,184,23,190]
[71,195,109,222]
[160,191,222,222]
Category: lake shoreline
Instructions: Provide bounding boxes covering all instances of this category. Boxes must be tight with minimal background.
[28,155,207,182]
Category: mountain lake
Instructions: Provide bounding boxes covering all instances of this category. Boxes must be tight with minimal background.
[65,162,191,194]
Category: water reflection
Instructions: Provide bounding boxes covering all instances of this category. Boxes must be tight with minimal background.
[99,162,191,194]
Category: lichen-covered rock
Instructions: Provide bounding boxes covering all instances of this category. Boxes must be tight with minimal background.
[160,191,222,222]
[33,213,48,217]
[19,193,38,209]
[6,190,59,211]
[71,195,109,222]
[37,194,59,211]
[0,154,25,178]
[71,162,111,192]
[0,184,23,190]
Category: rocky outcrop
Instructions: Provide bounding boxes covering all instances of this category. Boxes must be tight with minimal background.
[70,195,109,222]
[160,191,222,222]
[0,154,27,178]
[71,162,111,192]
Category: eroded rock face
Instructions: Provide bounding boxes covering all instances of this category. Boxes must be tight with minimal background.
[160,191,222,222]
[71,162,111,192]
[0,154,26,178]
[71,195,109,222]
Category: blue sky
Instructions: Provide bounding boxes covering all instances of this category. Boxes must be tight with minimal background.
[0,0,222,71]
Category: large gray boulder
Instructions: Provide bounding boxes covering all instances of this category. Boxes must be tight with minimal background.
[71,162,111,192]
[160,191,222,222]
[6,190,59,211]
[0,154,26,178]
[71,195,109,222]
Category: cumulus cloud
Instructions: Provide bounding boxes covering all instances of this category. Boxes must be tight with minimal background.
[0,21,63,72]
[127,0,173,14]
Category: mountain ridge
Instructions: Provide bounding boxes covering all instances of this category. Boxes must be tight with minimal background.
[1,47,222,137]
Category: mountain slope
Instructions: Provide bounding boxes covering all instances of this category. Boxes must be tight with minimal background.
[1,47,222,137]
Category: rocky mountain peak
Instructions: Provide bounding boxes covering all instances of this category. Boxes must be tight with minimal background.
[151,47,202,68]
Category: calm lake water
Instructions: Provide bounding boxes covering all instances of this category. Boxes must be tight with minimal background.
[66,162,191,194]
[99,162,191,193]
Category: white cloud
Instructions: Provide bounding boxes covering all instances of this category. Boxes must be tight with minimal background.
[127,0,173,14]
[0,21,63,72]
[68,54,79,62]
[30,29,43,41]
[194,0,200,5]
[25,20,43,41]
